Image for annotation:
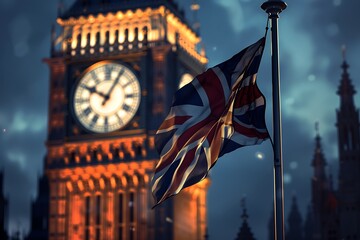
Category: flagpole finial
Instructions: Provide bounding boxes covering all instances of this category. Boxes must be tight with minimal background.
[261,0,287,16]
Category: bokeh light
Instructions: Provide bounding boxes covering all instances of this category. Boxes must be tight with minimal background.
[255,151,264,160]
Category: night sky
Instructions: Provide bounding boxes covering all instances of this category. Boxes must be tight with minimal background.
[0,0,359,239]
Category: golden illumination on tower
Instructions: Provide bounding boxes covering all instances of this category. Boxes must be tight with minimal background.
[55,6,207,64]
[44,1,209,240]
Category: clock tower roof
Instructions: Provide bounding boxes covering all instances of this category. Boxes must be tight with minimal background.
[60,0,194,34]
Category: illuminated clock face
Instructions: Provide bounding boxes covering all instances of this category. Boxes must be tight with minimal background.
[73,62,141,133]
[179,73,194,89]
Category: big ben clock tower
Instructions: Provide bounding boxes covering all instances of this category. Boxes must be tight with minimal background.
[35,0,209,240]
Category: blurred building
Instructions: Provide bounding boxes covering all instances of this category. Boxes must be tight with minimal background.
[285,195,303,240]
[306,122,339,240]
[303,51,360,240]
[336,53,360,239]
[0,171,8,240]
[267,54,360,240]
[27,0,210,239]
[25,175,49,240]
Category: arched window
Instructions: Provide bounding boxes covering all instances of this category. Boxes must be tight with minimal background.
[105,31,110,45]
[95,31,101,45]
[85,196,91,240]
[86,32,91,47]
[76,33,82,48]
[70,151,76,164]
[105,192,113,239]
[124,29,129,42]
[134,28,139,42]
[114,30,119,45]
[95,195,101,240]
[129,191,135,240]
[142,26,148,42]
[118,192,124,240]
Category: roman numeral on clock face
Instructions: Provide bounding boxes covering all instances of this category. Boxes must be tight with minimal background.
[104,117,109,132]
[75,98,88,104]
[115,113,124,126]
[123,104,130,112]
[92,114,99,123]
[104,65,113,80]
[125,93,135,99]
[89,114,99,128]
[91,71,101,84]
[83,107,91,116]
[123,104,135,113]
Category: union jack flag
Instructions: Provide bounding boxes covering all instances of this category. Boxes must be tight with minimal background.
[152,38,269,206]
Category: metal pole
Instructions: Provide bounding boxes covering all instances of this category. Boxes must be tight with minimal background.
[261,1,287,240]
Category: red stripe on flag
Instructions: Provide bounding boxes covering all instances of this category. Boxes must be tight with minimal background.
[233,84,263,108]
[233,121,269,139]
[166,147,197,196]
[197,69,226,118]
[159,116,192,130]
[155,118,210,172]
[156,115,221,173]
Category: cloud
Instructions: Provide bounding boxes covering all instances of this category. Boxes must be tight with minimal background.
[282,78,336,136]
[213,0,245,32]
[6,152,27,169]
[8,111,47,133]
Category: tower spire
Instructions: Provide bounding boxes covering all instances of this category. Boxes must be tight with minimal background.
[336,45,360,158]
[312,122,327,172]
[341,45,346,62]
[337,44,356,109]
[235,197,256,240]
[310,122,329,239]
[336,45,360,238]
[285,194,303,240]
[190,0,200,34]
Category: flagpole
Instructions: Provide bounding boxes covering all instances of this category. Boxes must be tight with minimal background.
[261,1,287,240]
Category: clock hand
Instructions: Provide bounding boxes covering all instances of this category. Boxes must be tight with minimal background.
[84,86,97,93]
[84,86,107,98]
[96,91,107,98]
[102,68,125,105]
